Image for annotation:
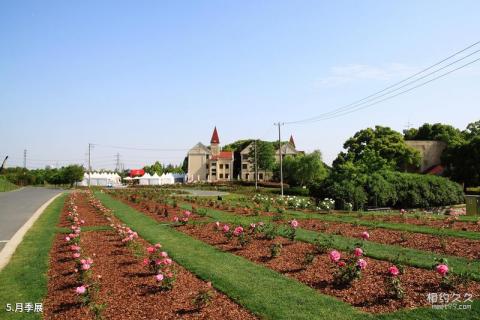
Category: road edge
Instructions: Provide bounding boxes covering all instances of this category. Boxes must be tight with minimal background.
[0,192,63,271]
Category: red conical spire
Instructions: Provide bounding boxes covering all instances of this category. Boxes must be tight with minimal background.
[211,126,220,144]
[289,134,296,148]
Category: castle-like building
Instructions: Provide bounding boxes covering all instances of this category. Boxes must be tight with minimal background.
[187,127,234,182]
[187,127,300,182]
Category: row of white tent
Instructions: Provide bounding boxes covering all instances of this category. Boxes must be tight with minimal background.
[127,173,177,185]
[78,172,122,187]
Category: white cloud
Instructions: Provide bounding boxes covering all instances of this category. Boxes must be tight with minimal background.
[314,63,418,88]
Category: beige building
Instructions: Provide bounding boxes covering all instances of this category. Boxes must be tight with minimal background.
[187,127,234,182]
[405,140,447,172]
[240,135,300,182]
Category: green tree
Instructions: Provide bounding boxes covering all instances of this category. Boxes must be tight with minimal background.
[444,136,480,187]
[403,123,465,146]
[62,165,85,187]
[463,120,480,140]
[334,126,420,172]
[143,161,164,175]
[247,140,276,172]
[281,151,328,187]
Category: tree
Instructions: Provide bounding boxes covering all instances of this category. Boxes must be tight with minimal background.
[281,151,328,187]
[143,161,164,175]
[247,140,276,171]
[62,165,85,187]
[334,126,421,172]
[403,123,465,146]
[444,136,480,187]
[463,120,480,140]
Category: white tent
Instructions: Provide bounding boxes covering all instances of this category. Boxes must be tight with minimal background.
[149,173,161,185]
[138,173,153,185]
[78,172,122,187]
[160,173,175,185]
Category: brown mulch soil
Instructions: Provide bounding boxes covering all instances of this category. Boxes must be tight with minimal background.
[114,196,210,225]
[177,222,480,314]
[43,192,256,320]
[298,219,480,260]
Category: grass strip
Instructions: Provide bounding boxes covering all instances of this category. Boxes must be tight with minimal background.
[178,203,480,281]
[100,193,479,320]
[0,193,66,320]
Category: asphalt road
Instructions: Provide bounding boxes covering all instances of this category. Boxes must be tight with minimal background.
[0,187,63,251]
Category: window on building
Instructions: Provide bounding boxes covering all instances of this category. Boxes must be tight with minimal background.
[245,173,249,180]
[211,162,216,167]
[212,172,216,176]
[242,163,247,169]
[219,164,223,169]
[219,173,223,179]
[225,164,229,169]
[259,173,263,180]
[225,173,229,179]
[206,164,209,169]
[206,155,209,159]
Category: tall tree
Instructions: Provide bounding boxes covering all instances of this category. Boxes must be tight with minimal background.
[282,151,328,187]
[403,123,465,146]
[247,140,276,171]
[334,126,420,172]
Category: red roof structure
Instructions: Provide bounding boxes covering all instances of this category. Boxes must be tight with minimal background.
[211,151,233,161]
[425,165,444,175]
[210,126,220,144]
[289,135,296,148]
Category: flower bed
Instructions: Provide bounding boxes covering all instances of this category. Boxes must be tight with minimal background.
[175,221,480,313]
[43,191,256,319]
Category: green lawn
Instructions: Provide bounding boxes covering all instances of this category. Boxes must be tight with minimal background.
[0,193,66,320]
[97,192,479,320]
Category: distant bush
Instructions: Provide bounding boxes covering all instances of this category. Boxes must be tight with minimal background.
[311,171,464,209]
[280,187,310,197]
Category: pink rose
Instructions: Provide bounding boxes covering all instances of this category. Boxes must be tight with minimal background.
[388,265,399,276]
[163,258,172,265]
[361,231,370,240]
[290,220,299,228]
[147,246,156,253]
[354,247,363,257]
[233,226,244,236]
[250,223,256,229]
[357,259,367,270]
[160,251,168,258]
[223,225,230,233]
[337,261,346,267]
[184,210,192,217]
[173,216,179,222]
[142,258,149,266]
[155,274,164,282]
[436,264,449,276]
[75,286,86,294]
[65,236,71,242]
[329,250,341,263]
[72,253,80,259]
[81,263,91,271]
[155,243,162,248]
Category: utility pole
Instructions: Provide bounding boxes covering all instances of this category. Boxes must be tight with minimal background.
[88,143,92,186]
[274,122,284,197]
[115,153,121,172]
[23,149,27,169]
[254,139,258,190]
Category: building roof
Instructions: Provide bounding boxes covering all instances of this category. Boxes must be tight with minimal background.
[188,142,211,155]
[289,135,296,148]
[211,151,233,161]
[211,126,220,144]
[425,164,444,175]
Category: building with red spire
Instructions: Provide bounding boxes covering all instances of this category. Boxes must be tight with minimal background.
[187,127,234,182]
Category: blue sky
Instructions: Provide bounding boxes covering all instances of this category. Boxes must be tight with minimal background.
[1,1,479,169]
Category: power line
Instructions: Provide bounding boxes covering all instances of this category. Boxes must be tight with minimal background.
[92,143,189,151]
[296,56,480,123]
[285,40,480,125]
